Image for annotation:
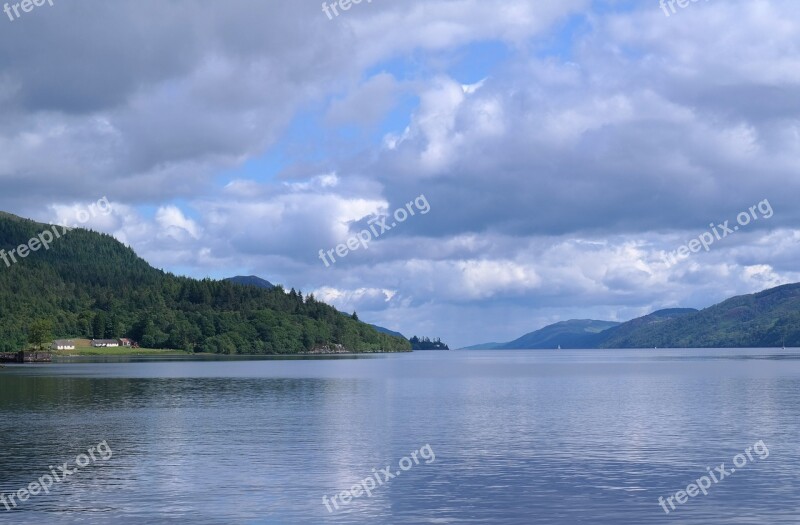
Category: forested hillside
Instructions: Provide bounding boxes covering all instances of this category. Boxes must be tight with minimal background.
[597,285,800,348]
[593,309,697,348]
[0,212,411,354]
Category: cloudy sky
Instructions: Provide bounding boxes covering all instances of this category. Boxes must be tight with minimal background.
[1,0,799,347]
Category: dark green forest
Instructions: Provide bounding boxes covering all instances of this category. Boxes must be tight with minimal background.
[596,285,800,348]
[0,212,411,354]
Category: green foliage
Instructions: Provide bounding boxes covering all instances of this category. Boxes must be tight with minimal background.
[27,319,52,351]
[0,214,411,354]
[409,336,449,350]
[598,287,800,348]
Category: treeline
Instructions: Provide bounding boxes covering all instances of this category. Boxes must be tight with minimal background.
[0,213,411,354]
[409,336,449,350]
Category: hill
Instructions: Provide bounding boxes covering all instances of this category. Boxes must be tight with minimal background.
[224,275,275,289]
[500,319,620,349]
[594,308,698,348]
[0,212,411,354]
[460,342,504,350]
[370,325,450,349]
[370,324,406,339]
[598,286,800,348]
[464,284,800,350]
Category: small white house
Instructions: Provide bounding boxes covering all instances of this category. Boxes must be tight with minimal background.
[91,339,120,348]
[52,340,75,351]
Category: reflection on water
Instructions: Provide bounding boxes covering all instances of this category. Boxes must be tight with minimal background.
[1,349,799,524]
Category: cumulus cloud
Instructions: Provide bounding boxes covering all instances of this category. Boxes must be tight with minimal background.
[156,206,202,241]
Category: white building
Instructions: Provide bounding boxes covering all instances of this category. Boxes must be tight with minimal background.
[91,339,120,348]
[52,340,76,350]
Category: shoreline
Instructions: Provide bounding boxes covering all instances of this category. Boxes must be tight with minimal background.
[34,346,412,361]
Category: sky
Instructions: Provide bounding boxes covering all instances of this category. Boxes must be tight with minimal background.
[1,0,799,348]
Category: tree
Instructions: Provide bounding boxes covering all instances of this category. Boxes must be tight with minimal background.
[351,311,359,321]
[28,319,53,351]
[92,312,108,339]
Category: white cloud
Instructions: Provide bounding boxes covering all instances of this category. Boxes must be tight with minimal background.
[156,206,202,240]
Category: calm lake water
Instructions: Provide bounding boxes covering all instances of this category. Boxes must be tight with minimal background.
[1,349,799,524]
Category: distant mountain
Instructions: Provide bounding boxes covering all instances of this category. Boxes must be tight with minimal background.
[370,324,451,350]
[598,286,800,348]
[370,324,406,339]
[465,283,800,350]
[224,275,275,289]
[500,319,621,349]
[460,342,504,350]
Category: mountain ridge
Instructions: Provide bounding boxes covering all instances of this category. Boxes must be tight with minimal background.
[224,275,275,290]
[463,288,800,349]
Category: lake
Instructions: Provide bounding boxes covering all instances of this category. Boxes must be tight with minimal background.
[1,349,798,524]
